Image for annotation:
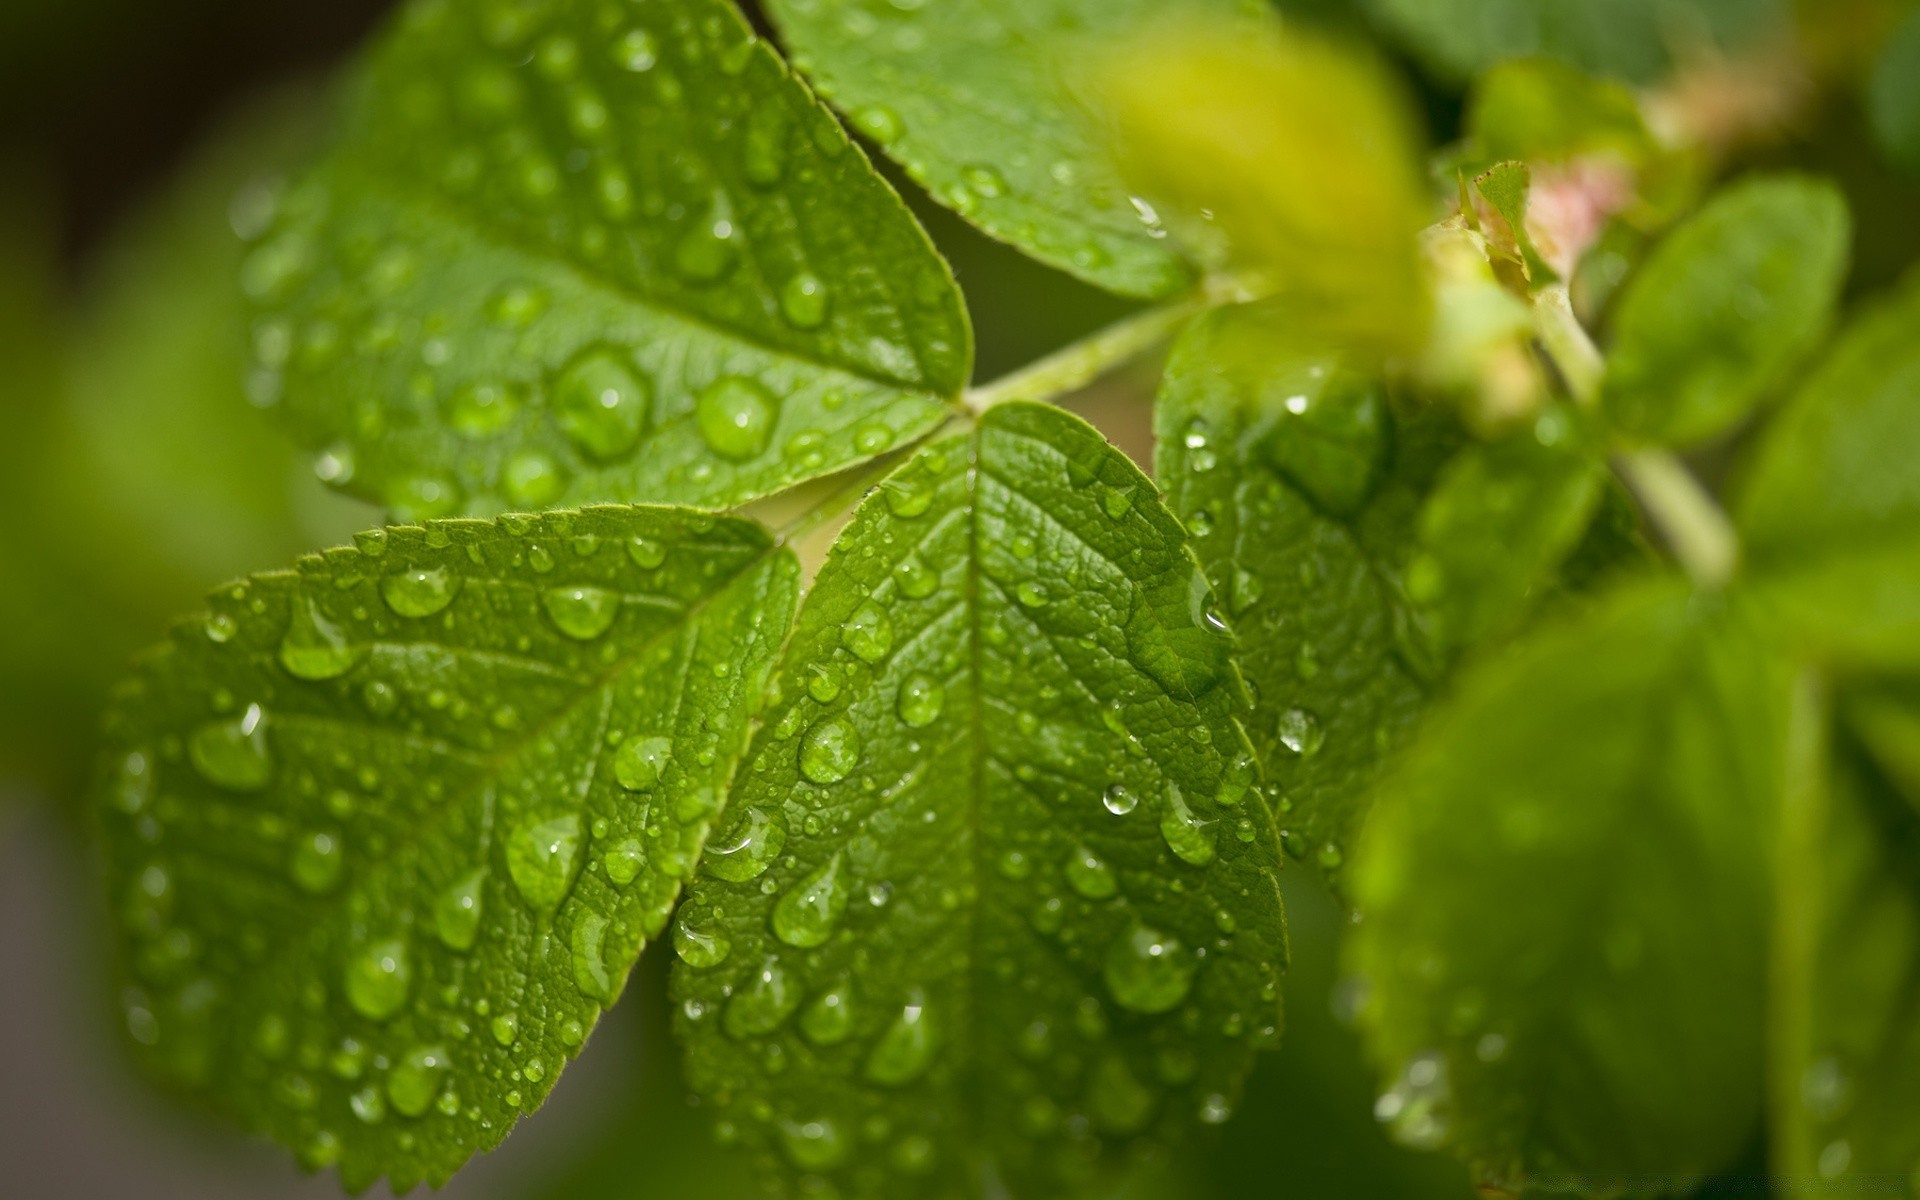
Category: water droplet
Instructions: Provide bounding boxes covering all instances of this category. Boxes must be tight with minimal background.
[1104,923,1195,1014]
[695,376,775,460]
[444,381,524,438]
[724,957,799,1037]
[864,993,933,1085]
[779,272,830,329]
[189,703,271,792]
[553,350,650,460]
[1103,782,1140,816]
[1277,708,1325,757]
[1374,1052,1451,1150]
[344,937,412,1021]
[778,1116,849,1170]
[491,1013,520,1045]
[841,601,893,662]
[485,283,549,328]
[673,915,731,968]
[434,869,486,951]
[851,105,904,144]
[280,593,360,680]
[895,555,938,598]
[1065,845,1118,899]
[613,28,657,71]
[1159,783,1215,866]
[896,673,944,728]
[571,911,618,1002]
[799,718,861,784]
[706,807,785,882]
[387,1046,448,1117]
[961,164,1006,198]
[1200,1093,1232,1124]
[503,450,567,508]
[614,734,673,789]
[800,981,855,1045]
[1015,581,1049,608]
[542,586,620,640]
[626,536,667,569]
[674,211,740,282]
[289,830,343,894]
[381,568,458,618]
[772,853,850,948]
[1215,753,1256,807]
[742,105,789,186]
[507,814,584,910]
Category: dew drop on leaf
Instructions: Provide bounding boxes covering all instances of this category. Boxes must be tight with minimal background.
[443,381,524,439]
[626,536,667,569]
[1103,923,1195,1014]
[1065,844,1118,900]
[387,1045,448,1118]
[344,937,412,1021]
[433,869,486,951]
[851,104,904,144]
[800,980,855,1045]
[673,915,732,968]
[552,349,651,461]
[613,734,673,789]
[380,567,459,618]
[864,992,934,1085]
[1159,783,1216,867]
[772,852,850,948]
[695,376,777,460]
[895,673,945,728]
[541,586,620,640]
[704,806,786,882]
[779,272,830,329]
[507,814,585,911]
[894,554,939,598]
[799,717,861,784]
[188,703,272,792]
[1103,782,1140,816]
[289,830,344,895]
[1276,707,1326,757]
[279,593,360,681]
[841,601,893,662]
[570,911,618,1003]
[724,957,800,1038]
[778,1116,849,1170]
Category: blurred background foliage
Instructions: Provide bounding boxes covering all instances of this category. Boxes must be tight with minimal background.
[4,0,1920,1197]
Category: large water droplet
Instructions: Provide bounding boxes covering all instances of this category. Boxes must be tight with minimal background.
[799,718,860,784]
[778,1117,849,1171]
[613,734,672,789]
[864,992,934,1086]
[345,937,412,1020]
[189,703,271,792]
[387,1045,448,1117]
[1065,845,1118,899]
[507,814,584,910]
[542,586,620,640]
[772,853,850,948]
[674,211,740,282]
[289,830,344,894]
[280,594,360,680]
[553,350,650,460]
[896,673,944,728]
[779,272,830,329]
[1159,783,1216,867]
[1277,708,1325,757]
[841,601,893,663]
[705,807,785,882]
[381,567,459,618]
[1104,923,1195,1014]
[571,911,618,1003]
[723,957,799,1037]
[851,105,904,144]
[434,869,486,951]
[673,915,731,968]
[695,376,775,460]
[800,980,855,1045]
[1103,782,1140,816]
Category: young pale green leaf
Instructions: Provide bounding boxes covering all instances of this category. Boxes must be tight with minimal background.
[671,402,1285,1199]
[1345,582,1781,1192]
[1155,305,1458,889]
[1372,0,1789,83]
[1099,21,1431,358]
[764,0,1253,299]
[1404,410,1606,659]
[250,0,970,521]
[95,506,798,1190]
[1603,175,1850,446]
[1466,57,1655,166]
[1772,689,1920,1195]
[1868,7,1920,176]
[1739,272,1920,665]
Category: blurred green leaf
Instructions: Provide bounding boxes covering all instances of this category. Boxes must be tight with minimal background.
[252,0,970,522]
[1771,684,1920,1197]
[97,506,798,1190]
[1372,0,1791,83]
[1604,175,1850,446]
[1467,58,1656,165]
[673,403,1285,1199]
[1405,409,1607,659]
[1156,304,1459,890]
[1867,7,1920,176]
[1347,581,1780,1192]
[1099,21,1432,358]
[766,0,1253,300]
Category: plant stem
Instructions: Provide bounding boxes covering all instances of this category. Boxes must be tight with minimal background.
[1613,448,1740,589]
[1531,283,1603,407]
[965,299,1204,412]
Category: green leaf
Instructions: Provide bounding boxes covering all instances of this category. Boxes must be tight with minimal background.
[1845,683,1920,805]
[1345,582,1780,1192]
[1603,175,1850,446]
[1465,58,1655,166]
[95,505,798,1189]
[1404,411,1607,658]
[1097,20,1431,358]
[1155,305,1459,888]
[765,0,1250,300]
[1739,272,1920,664]
[251,0,970,521]
[1868,6,1920,176]
[1772,684,1920,1194]
[1371,0,1789,83]
[671,402,1285,1198]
